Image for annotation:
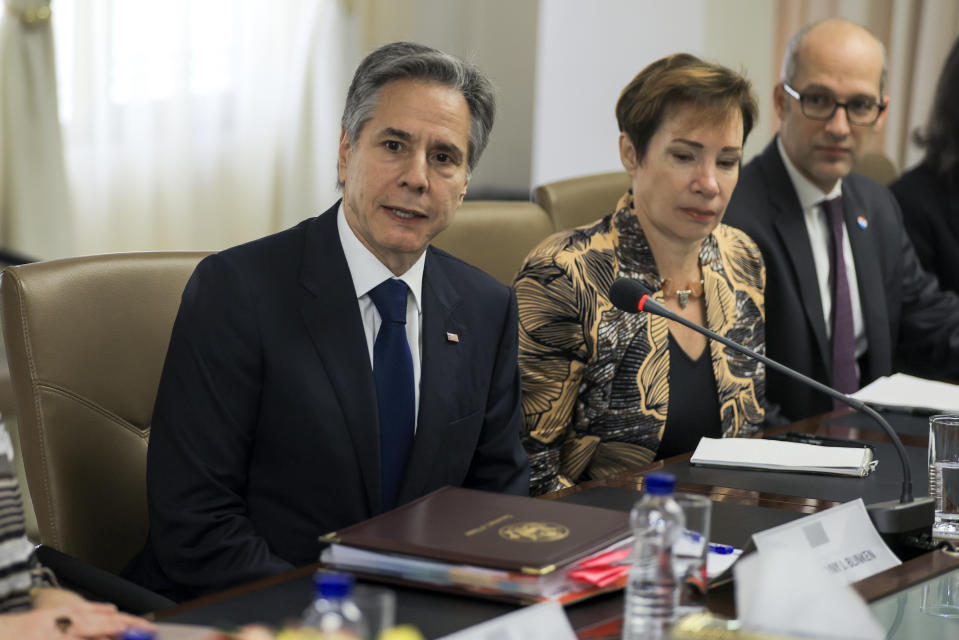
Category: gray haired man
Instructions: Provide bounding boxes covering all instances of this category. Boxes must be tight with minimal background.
[126,42,529,602]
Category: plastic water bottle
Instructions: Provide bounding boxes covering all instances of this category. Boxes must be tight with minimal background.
[623,472,685,640]
[302,571,370,639]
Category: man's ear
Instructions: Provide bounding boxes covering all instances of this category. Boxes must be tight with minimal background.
[457,176,470,206]
[773,83,787,122]
[619,132,639,172]
[875,94,890,128]
[337,126,351,184]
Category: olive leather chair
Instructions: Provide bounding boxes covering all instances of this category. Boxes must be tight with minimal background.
[534,171,632,232]
[0,251,209,611]
[432,200,555,285]
[855,150,900,186]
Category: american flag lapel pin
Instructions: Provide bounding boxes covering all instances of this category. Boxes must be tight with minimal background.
[446,331,460,343]
[857,215,868,230]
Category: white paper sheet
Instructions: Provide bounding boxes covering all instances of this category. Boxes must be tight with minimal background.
[156,623,219,640]
[690,437,874,476]
[851,372,959,413]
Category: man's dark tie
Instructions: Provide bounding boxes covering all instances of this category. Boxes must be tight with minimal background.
[824,196,859,402]
[368,278,415,511]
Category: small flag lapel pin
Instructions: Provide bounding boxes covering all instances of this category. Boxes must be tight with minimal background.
[446,331,460,343]
[857,215,868,230]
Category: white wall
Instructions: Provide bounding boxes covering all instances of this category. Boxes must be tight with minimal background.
[703,0,777,160]
[531,0,776,189]
[358,0,539,199]
[352,0,778,195]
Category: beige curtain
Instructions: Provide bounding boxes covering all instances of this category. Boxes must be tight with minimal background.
[51,0,355,255]
[773,0,959,173]
[0,0,73,259]
[272,0,357,230]
[885,0,959,170]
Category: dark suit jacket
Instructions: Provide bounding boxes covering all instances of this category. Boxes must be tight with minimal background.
[724,139,959,420]
[890,163,959,296]
[125,203,529,601]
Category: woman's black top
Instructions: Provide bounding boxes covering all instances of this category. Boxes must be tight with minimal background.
[656,332,722,460]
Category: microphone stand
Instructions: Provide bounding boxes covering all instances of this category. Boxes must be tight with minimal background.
[610,278,934,535]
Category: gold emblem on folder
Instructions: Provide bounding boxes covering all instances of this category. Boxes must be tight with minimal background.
[498,521,570,543]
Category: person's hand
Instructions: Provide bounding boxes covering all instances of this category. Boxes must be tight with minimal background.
[0,588,156,639]
[29,587,94,610]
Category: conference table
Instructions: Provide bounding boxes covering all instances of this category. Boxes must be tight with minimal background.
[155,409,959,638]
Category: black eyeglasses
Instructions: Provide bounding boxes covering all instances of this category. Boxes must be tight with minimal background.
[782,83,884,126]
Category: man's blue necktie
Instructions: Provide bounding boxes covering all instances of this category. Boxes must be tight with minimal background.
[368,278,415,511]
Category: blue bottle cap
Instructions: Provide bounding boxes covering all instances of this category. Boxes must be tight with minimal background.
[644,472,676,495]
[314,571,354,598]
[120,630,155,640]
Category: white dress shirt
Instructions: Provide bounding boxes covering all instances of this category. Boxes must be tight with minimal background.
[337,203,424,430]
[777,139,867,361]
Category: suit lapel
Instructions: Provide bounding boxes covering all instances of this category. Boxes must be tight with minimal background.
[400,249,463,500]
[842,180,890,380]
[299,205,381,515]
[761,144,831,367]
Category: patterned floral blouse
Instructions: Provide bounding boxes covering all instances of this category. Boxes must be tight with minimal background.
[514,192,767,496]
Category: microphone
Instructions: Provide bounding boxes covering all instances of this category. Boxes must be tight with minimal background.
[609,277,934,535]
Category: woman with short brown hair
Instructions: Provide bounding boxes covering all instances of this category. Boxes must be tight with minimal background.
[516,54,766,496]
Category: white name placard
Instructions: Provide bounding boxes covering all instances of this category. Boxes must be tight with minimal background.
[436,600,576,640]
[752,498,900,584]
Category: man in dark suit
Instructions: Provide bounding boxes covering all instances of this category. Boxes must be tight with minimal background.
[126,42,529,601]
[725,19,959,421]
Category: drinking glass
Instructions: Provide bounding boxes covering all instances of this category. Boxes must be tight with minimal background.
[929,414,959,542]
[352,585,397,638]
[921,570,959,618]
[671,493,712,619]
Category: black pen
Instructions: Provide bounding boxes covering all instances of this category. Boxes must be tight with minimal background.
[767,432,876,452]
[865,402,941,417]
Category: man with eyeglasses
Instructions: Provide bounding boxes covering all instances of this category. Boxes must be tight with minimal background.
[725,18,959,421]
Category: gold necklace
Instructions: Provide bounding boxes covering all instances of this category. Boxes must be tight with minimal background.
[662,278,704,309]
